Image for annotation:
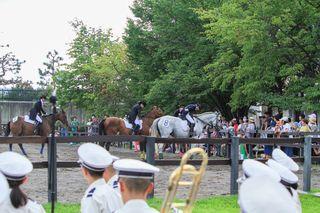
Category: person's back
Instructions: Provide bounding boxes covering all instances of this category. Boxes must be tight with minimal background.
[0,152,45,213]
[78,143,123,213]
[1,194,45,213]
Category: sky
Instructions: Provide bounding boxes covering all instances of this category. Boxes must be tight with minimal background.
[0,0,134,86]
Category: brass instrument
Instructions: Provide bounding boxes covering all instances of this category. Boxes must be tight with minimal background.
[161,148,208,213]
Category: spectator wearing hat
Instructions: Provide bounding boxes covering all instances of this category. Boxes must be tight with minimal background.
[78,143,123,213]
[103,155,120,194]
[308,114,318,132]
[113,159,160,213]
[0,152,45,212]
[266,159,301,212]
[238,177,299,213]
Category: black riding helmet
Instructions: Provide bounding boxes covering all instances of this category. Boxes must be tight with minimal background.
[138,101,146,106]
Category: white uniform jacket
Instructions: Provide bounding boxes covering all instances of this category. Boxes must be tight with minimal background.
[107,175,120,194]
[0,192,45,213]
[115,199,159,213]
[81,178,123,213]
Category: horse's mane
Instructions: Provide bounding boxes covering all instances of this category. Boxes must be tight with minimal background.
[195,111,218,117]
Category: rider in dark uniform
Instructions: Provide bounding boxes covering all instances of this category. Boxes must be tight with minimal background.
[181,103,200,136]
[173,105,184,118]
[29,96,47,134]
[128,101,146,133]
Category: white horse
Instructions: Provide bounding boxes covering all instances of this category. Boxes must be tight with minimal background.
[150,112,220,156]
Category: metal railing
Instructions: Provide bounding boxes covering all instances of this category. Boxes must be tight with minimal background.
[0,89,48,101]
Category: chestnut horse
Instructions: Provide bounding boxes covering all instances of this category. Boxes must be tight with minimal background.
[5,110,68,156]
[98,106,163,153]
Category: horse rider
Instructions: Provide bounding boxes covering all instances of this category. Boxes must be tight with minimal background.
[128,101,146,134]
[29,95,47,134]
[173,105,184,118]
[181,103,200,136]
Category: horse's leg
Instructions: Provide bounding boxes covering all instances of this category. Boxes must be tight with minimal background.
[40,143,45,155]
[18,144,28,156]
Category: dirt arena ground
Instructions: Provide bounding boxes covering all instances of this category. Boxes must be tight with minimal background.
[1,143,320,204]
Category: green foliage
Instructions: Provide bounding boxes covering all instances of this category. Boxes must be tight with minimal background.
[0,44,25,86]
[55,20,134,116]
[201,0,320,112]
[38,50,63,89]
[125,0,229,115]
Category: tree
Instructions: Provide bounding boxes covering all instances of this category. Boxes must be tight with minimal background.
[55,20,133,116]
[0,44,25,86]
[201,0,320,112]
[38,50,63,89]
[124,0,238,117]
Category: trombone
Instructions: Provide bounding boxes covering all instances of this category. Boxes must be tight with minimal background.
[161,148,208,213]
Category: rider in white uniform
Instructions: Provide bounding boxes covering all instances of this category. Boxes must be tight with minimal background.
[78,143,123,213]
[113,159,160,213]
[0,151,45,213]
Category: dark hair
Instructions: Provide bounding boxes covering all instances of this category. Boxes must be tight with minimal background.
[8,179,27,208]
[300,114,305,119]
[138,101,146,106]
[40,95,46,99]
[83,167,104,177]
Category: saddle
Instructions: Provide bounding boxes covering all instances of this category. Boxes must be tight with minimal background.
[123,118,143,130]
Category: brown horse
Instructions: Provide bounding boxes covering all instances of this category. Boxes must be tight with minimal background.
[5,110,68,156]
[99,106,163,153]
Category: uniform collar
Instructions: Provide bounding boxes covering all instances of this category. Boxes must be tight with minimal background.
[124,199,149,208]
[85,178,106,194]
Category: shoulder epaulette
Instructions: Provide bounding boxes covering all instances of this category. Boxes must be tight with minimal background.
[86,187,96,198]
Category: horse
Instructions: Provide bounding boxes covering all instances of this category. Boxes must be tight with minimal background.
[98,106,164,154]
[150,112,220,158]
[5,110,69,156]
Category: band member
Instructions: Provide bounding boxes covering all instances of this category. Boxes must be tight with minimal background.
[0,151,45,212]
[78,143,123,213]
[113,159,160,213]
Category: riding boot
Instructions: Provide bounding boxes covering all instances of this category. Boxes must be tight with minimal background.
[189,123,195,137]
[34,122,41,135]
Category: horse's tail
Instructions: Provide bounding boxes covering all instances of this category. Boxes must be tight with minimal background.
[4,121,11,136]
[150,118,161,137]
[99,119,106,135]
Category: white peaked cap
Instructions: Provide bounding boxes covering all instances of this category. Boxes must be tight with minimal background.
[239,177,299,213]
[267,159,298,184]
[0,151,33,180]
[272,148,299,172]
[78,143,113,171]
[111,155,120,162]
[0,172,9,204]
[113,159,159,179]
[242,159,281,182]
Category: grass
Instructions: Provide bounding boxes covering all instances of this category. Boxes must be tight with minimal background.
[44,194,320,213]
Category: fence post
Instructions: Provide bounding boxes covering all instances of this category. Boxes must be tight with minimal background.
[146,137,156,166]
[303,136,312,192]
[146,137,156,199]
[230,137,239,195]
[47,137,51,203]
